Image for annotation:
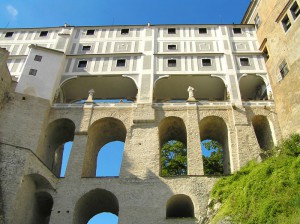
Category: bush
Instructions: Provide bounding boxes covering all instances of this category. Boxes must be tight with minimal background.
[210,134,300,224]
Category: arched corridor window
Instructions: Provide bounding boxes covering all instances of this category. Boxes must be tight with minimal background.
[166,194,194,218]
[159,117,187,176]
[57,76,137,103]
[96,141,124,177]
[252,115,274,150]
[239,75,268,100]
[154,75,226,102]
[39,119,75,177]
[87,212,118,224]
[73,189,119,224]
[201,139,224,175]
[82,118,126,177]
[200,116,230,175]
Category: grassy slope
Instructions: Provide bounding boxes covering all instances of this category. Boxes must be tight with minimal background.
[210,135,300,224]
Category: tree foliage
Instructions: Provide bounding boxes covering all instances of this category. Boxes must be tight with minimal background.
[161,140,187,176]
[202,140,224,175]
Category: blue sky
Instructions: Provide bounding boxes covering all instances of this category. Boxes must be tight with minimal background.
[1,0,251,223]
[0,0,250,28]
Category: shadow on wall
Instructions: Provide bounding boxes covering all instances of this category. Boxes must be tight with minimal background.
[252,115,274,151]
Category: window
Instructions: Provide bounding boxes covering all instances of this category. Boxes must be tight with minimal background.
[82,45,91,51]
[86,29,95,35]
[168,28,176,34]
[291,1,300,19]
[34,55,42,62]
[254,14,261,29]
[202,58,212,66]
[279,59,289,78]
[39,31,48,37]
[78,60,87,68]
[262,47,269,61]
[168,44,177,50]
[5,32,14,38]
[282,15,291,32]
[121,29,129,35]
[233,28,242,34]
[116,59,126,67]
[199,28,207,34]
[240,58,250,66]
[29,69,37,76]
[168,59,176,67]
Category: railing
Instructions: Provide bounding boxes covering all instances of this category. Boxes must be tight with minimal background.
[242,101,275,106]
[52,101,274,109]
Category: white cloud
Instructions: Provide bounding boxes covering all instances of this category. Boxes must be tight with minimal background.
[6,5,18,19]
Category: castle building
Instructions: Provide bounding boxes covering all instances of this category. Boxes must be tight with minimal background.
[0,23,281,223]
[242,0,300,137]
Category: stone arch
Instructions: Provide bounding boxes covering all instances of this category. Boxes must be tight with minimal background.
[252,115,274,150]
[73,189,119,224]
[12,174,54,224]
[154,75,227,102]
[39,118,75,176]
[239,74,268,100]
[158,116,187,175]
[58,76,138,103]
[166,194,194,218]
[82,117,127,177]
[199,116,231,174]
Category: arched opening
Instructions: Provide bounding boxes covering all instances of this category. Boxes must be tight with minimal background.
[96,141,124,177]
[199,116,230,175]
[82,118,126,177]
[154,75,226,102]
[39,119,75,177]
[252,115,274,150]
[87,212,118,224]
[166,194,194,218]
[60,141,73,177]
[201,139,224,175]
[35,191,54,224]
[73,189,119,224]
[57,76,138,103]
[239,75,268,100]
[159,117,187,176]
[13,174,54,224]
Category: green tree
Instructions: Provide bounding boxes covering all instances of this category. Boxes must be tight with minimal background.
[161,140,187,176]
[202,140,224,175]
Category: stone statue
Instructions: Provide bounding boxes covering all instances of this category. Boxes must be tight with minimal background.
[86,89,95,103]
[187,86,197,102]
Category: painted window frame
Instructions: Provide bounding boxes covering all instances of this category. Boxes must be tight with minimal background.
[239,57,251,66]
[34,55,43,62]
[167,59,177,67]
[116,59,126,67]
[201,58,212,67]
[78,60,88,68]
